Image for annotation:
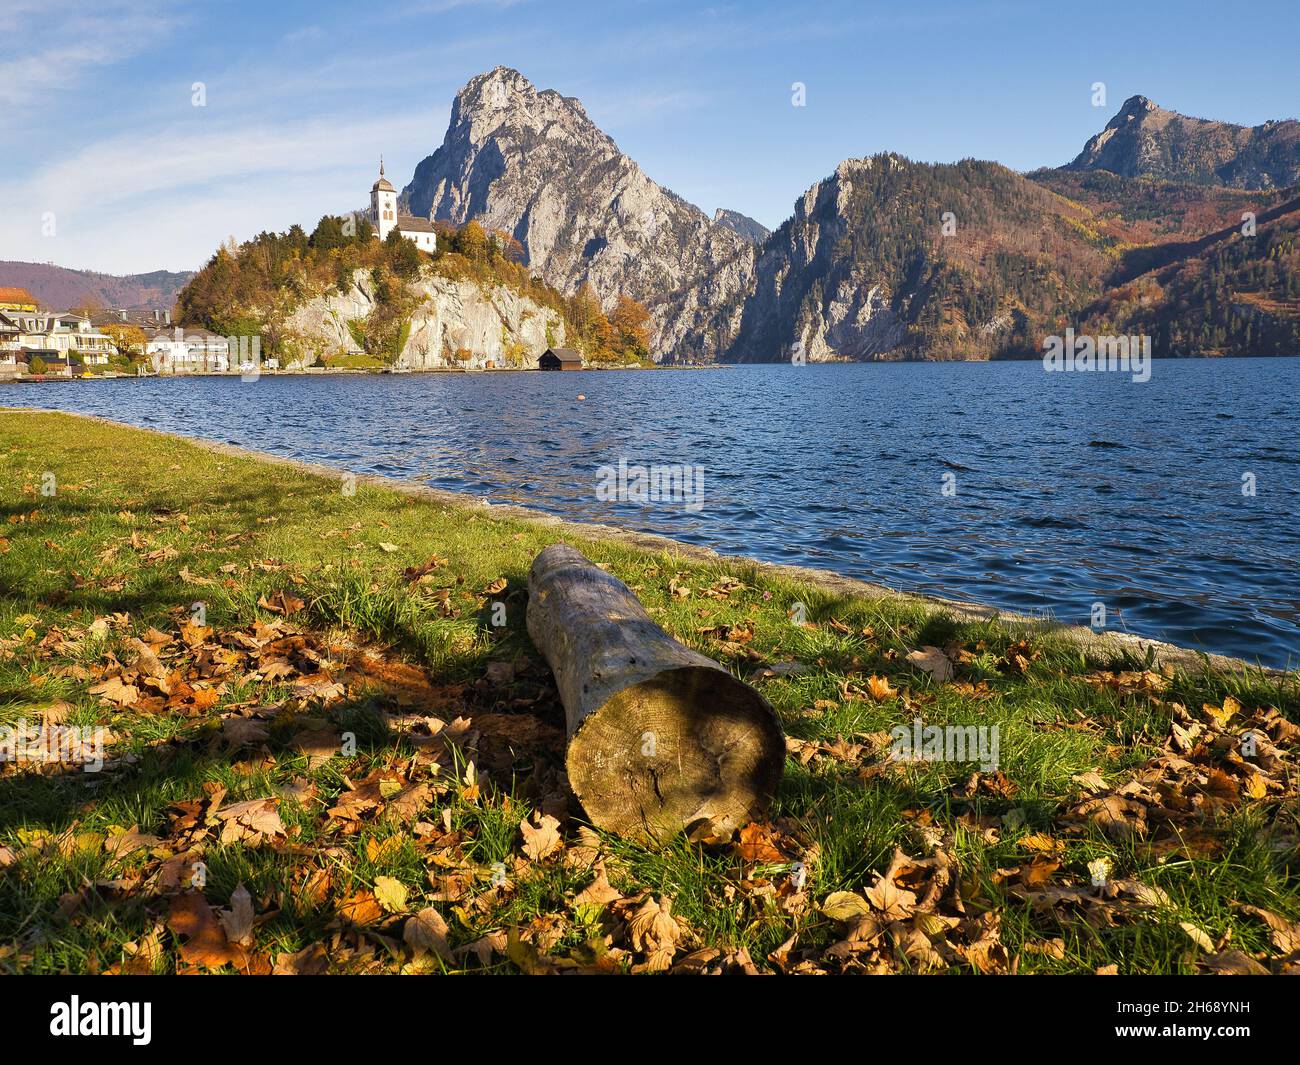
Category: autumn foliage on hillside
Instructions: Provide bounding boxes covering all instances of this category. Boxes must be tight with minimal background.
[177,216,652,365]
[1079,205,1300,356]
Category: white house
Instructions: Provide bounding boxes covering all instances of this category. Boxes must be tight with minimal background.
[146,327,230,373]
[369,159,437,251]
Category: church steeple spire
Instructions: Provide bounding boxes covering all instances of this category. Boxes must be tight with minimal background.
[370,153,397,239]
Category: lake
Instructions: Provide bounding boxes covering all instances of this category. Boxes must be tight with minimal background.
[7,359,1298,668]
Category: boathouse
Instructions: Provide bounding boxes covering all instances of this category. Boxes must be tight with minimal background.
[539,347,582,371]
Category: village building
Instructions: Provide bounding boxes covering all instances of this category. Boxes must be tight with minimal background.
[369,159,437,251]
[539,347,583,370]
[17,350,73,377]
[93,308,173,329]
[0,309,114,364]
[145,326,230,373]
[0,313,18,359]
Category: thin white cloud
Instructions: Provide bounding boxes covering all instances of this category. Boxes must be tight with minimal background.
[0,108,446,273]
[0,0,181,113]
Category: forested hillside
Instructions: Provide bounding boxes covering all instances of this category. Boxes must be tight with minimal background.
[177,217,653,366]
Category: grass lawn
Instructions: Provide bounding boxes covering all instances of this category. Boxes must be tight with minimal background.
[0,409,1296,975]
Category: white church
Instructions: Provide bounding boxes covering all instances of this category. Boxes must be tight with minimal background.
[369,159,437,251]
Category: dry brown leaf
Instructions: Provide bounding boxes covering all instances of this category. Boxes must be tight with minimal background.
[404,906,455,962]
[219,883,256,946]
[906,646,954,682]
[88,675,139,708]
[574,860,622,910]
[273,942,328,975]
[520,812,563,861]
[168,893,247,970]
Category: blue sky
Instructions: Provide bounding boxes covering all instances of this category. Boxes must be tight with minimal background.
[3,0,1297,275]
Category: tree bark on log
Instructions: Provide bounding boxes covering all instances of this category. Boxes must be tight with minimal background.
[527,544,784,843]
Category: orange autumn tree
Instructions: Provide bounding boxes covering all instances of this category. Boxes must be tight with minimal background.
[608,294,651,359]
[101,323,147,360]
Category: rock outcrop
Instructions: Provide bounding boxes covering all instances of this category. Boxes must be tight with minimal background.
[280,268,565,370]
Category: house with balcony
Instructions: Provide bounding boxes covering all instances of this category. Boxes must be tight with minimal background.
[0,310,115,365]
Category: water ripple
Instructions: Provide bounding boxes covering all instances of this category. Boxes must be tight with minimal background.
[8,359,1299,667]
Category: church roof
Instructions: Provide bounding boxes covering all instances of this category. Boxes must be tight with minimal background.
[372,156,396,193]
[396,214,436,233]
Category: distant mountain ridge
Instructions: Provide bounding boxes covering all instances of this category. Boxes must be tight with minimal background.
[118,72,1300,365]
[0,261,191,312]
[712,209,770,244]
[1065,95,1300,190]
[390,70,1299,362]
[680,155,1113,363]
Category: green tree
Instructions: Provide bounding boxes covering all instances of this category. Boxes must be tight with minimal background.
[385,229,422,280]
[310,215,348,252]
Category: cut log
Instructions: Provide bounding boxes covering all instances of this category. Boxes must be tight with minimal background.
[527,544,784,843]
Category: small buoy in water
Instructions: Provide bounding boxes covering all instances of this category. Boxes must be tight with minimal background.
[577,394,586,400]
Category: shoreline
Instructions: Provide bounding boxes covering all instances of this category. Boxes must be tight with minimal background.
[5,355,1296,386]
[6,407,1286,680]
[1,363,727,383]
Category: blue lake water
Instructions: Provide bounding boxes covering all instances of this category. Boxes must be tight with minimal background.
[6,359,1299,668]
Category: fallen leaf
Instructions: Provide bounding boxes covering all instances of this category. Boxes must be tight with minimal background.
[219,884,256,946]
[1179,921,1215,952]
[404,906,454,962]
[820,890,872,922]
[374,875,409,914]
[168,893,247,970]
[88,675,139,708]
[520,813,563,861]
[273,942,328,975]
[906,646,953,682]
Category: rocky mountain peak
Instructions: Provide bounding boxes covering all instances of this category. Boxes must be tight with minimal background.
[400,68,754,356]
[1115,94,1157,120]
[1066,95,1300,189]
[449,66,604,148]
[712,208,770,244]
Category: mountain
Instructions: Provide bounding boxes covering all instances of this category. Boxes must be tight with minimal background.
[0,261,192,312]
[712,209,770,244]
[399,67,755,352]
[1065,95,1300,190]
[176,215,652,370]
[703,155,1112,362]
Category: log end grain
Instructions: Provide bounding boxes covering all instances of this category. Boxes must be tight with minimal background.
[565,663,784,844]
